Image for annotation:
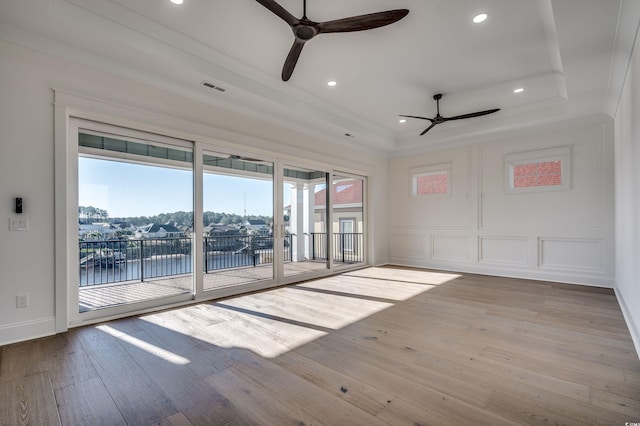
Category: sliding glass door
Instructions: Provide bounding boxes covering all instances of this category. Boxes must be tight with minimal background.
[202,151,274,290]
[331,174,365,268]
[76,124,194,316]
[282,165,330,278]
[68,118,368,325]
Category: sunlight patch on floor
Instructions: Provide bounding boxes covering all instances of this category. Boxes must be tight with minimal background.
[133,267,462,360]
[190,268,459,358]
[345,267,461,286]
[295,276,436,301]
[221,290,394,331]
[98,324,191,365]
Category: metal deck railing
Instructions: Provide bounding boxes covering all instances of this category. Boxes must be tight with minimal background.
[79,233,362,287]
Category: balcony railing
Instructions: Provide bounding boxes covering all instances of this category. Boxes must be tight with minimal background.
[79,233,361,287]
[203,234,293,272]
[79,237,192,287]
[310,232,364,264]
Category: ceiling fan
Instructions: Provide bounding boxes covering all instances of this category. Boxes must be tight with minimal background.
[400,94,500,135]
[255,0,409,81]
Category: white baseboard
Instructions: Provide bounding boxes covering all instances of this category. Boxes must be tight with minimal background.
[615,288,640,360]
[387,257,614,288]
[0,317,56,347]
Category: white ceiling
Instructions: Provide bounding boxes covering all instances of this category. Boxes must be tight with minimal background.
[0,0,636,153]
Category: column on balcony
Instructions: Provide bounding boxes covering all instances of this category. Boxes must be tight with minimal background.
[303,183,315,260]
[290,183,305,262]
[289,182,316,262]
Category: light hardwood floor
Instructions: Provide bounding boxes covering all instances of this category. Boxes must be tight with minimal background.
[2,266,639,425]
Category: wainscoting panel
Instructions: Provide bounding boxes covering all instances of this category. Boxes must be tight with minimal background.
[479,236,528,266]
[390,231,427,260]
[538,237,605,272]
[430,234,471,262]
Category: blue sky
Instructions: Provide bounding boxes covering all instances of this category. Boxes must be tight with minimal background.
[79,157,274,218]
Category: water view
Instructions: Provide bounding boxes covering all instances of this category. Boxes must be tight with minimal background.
[79,251,260,286]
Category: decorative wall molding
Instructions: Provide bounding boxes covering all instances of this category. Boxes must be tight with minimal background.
[538,237,605,273]
[478,236,529,266]
[393,225,474,231]
[477,123,611,232]
[430,234,472,262]
[388,119,614,288]
[390,232,427,259]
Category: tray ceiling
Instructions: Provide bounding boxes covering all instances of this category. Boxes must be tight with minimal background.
[0,0,634,153]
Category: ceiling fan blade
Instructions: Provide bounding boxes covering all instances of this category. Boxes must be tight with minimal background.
[255,0,299,26]
[420,123,438,136]
[399,115,434,122]
[317,9,409,34]
[282,39,306,81]
[444,108,500,121]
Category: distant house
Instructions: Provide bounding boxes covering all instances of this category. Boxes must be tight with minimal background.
[244,219,269,234]
[204,224,240,237]
[313,180,363,210]
[111,221,132,230]
[203,224,243,251]
[282,180,364,235]
[135,223,184,239]
[313,179,363,238]
[78,223,118,239]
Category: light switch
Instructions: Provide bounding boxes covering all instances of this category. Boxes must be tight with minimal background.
[9,217,29,231]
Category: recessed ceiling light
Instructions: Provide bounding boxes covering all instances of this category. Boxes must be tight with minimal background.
[170,0,183,5]
[399,119,407,123]
[514,88,525,93]
[473,13,488,24]
[327,80,337,87]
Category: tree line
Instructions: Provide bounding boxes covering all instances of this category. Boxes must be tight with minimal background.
[80,206,272,227]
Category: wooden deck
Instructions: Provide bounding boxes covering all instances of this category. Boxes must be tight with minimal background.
[80,260,340,312]
[3,266,639,425]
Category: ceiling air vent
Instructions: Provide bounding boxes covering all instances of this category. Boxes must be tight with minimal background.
[202,81,226,92]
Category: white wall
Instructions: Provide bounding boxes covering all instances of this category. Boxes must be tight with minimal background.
[0,39,389,345]
[388,118,615,287]
[614,22,640,354]
[0,40,57,344]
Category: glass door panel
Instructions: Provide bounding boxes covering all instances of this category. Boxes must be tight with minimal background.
[331,174,365,268]
[77,130,194,313]
[202,152,274,290]
[282,166,330,278]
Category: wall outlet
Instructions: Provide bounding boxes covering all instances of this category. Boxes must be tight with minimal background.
[16,294,29,308]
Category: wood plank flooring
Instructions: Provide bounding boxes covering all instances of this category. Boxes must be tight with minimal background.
[0,372,61,425]
[2,266,639,425]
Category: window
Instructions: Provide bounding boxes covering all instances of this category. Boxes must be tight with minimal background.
[505,146,571,193]
[410,163,451,198]
[415,171,449,195]
[331,175,365,266]
[512,160,561,188]
[77,126,194,313]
